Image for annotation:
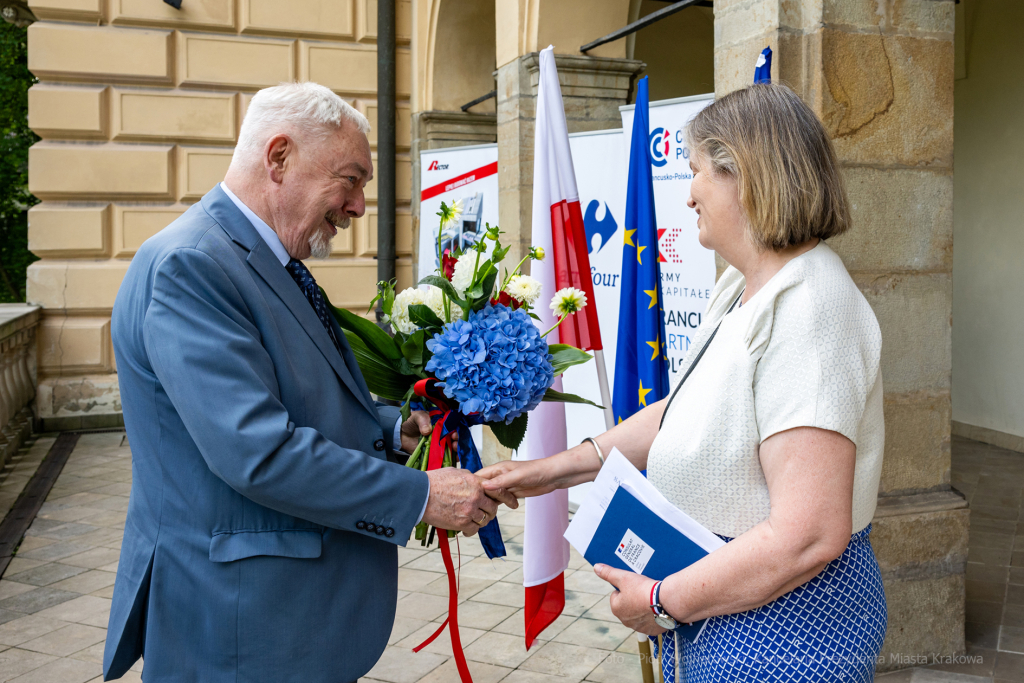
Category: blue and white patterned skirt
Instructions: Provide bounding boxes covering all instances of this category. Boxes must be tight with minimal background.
[652,525,887,683]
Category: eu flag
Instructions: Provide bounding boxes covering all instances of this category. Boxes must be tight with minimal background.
[612,76,670,424]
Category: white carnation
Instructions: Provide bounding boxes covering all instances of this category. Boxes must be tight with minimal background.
[450,251,479,298]
[426,285,461,322]
[391,287,430,334]
[505,274,542,306]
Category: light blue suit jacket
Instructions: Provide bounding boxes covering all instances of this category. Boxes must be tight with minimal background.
[104,185,429,682]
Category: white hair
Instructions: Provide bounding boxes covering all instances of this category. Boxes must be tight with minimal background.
[233,82,370,165]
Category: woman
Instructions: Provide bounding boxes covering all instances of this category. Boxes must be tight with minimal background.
[479,83,887,682]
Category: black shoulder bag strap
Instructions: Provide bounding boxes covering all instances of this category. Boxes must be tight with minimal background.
[659,289,745,430]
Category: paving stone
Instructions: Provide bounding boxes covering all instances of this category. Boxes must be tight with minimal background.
[584,650,642,682]
[437,601,516,631]
[562,590,605,617]
[394,593,450,623]
[362,646,447,683]
[67,640,104,664]
[387,616,429,646]
[416,657,512,683]
[0,647,57,683]
[33,596,111,626]
[5,565,88,588]
[421,574,494,601]
[18,624,106,657]
[17,542,94,563]
[47,571,116,596]
[36,507,106,524]
[0,609,22,626]
[13,538,57,554]
[0,583,35,602]
[0,588,79,616]
[2,560,45,576]
[0,616,70,647]
[463,631,535,668]
[58,548,121,571]
[499,671,567,683]
[395,621,486,656]
[6,651,99,683]
[397,548,426,567]
[563,569,614,596]
[519,640,609,681]
[397,568,445,592]
[552,618,632,651]
[472,582,526,609]
[492,609,575,640]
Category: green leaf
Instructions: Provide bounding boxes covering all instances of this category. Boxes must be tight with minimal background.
[489,413,529,451]
[342,331,414,401]
[408,304,443,330]
[322,289,403,362]
[401,329,426,366]
[548,344,593,377]
[419,275,467,308]
[541,388,604,409]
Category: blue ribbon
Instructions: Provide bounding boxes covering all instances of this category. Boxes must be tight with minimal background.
[413,399,507,560]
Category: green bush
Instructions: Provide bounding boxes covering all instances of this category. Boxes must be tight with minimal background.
[0,22,38,303]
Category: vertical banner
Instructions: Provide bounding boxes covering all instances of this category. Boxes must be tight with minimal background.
[417,144,500,280]
[563,95,716,508]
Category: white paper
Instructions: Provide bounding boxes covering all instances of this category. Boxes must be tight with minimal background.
[564,448,726,557]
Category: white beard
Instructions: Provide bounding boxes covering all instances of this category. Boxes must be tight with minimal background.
[308,229,334,259]
[308,215,350,259]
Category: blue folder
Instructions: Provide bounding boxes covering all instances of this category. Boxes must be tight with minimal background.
[582,485,712,641]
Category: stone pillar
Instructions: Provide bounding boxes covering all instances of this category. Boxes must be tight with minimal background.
[496,53,643,267]
[410,110,498,281]
[714,0,963,669]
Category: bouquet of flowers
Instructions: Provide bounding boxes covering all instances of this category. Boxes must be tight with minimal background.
[323,199,599,557]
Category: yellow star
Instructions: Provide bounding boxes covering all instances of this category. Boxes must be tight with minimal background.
[624,229,636,247]
[644,288,658,309]
[617,416,623,424]
[646,336,660,361]
[638,379,653,407]
[637,244,647,264]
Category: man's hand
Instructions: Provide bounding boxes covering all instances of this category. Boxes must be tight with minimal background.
[399,410,462,453]
[594,564,666,636]
[400,411,434,453]
[422,468,518,536]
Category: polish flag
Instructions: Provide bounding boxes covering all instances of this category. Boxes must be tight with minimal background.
[522,46,604,649]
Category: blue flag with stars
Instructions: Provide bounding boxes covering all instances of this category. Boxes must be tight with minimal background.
[612,76,670,425]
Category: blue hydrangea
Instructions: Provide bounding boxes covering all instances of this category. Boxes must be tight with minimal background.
[425,303,554,424]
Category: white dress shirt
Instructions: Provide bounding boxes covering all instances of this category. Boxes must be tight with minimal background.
[219,183,427,522]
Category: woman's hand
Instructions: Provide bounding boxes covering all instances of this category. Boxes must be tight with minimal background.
[594,564,666,637]
[476,458,563,499]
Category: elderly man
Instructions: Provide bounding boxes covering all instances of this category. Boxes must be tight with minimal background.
[104,82,513,682]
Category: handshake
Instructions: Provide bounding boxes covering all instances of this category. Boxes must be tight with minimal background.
[401,411,550,536]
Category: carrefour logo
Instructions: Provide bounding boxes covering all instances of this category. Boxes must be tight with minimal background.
[649,127,670,167]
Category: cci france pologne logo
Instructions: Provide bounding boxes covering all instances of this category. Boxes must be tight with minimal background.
[648,127,692,169]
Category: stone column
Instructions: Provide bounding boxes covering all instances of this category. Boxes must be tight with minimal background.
[714,0,963,668]
[496,53,643,267]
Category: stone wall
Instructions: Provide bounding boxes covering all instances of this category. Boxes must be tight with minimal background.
[24,0,414,428]
[713,0,962,669]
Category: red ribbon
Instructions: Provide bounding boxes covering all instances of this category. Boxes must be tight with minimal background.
[411,379,473,683]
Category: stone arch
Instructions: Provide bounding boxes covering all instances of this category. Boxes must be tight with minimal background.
[422,0,496,113]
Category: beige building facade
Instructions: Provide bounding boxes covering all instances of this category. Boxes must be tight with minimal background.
[23,0,1013,671]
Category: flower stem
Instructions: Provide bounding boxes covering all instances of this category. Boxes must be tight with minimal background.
[541,313,570,339]
[404,435,429,469]
[501,254,532,292]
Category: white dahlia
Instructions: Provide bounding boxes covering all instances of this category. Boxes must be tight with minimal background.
[450,251,479,298]
[505,274,542,307]
[390,287,430,334]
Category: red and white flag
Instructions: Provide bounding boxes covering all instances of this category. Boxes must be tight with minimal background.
[523,46,604,649]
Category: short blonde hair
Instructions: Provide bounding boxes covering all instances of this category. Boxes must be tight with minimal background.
[686,83,850,251]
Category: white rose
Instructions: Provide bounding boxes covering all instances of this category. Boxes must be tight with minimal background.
[450,251,479,298]
[505,274,542,307]
[391,287,429,334]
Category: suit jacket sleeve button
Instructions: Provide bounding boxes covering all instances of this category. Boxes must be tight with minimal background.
[373,438,386,451]
[364,523,377,533]
[375,526,386,535]
[356,521,367,530]
[385,527,395,538]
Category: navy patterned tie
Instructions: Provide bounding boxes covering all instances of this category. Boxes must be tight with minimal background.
[285,259,343,354]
